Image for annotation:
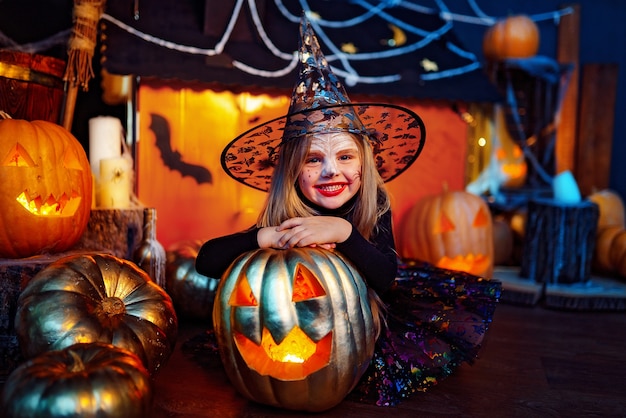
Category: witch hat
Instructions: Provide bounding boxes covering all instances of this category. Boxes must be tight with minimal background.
[221,14,426,192]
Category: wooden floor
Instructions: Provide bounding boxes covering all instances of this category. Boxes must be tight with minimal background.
[152,302,626,418]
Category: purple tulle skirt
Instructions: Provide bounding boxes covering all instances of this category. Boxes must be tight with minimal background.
[349,260,501,406]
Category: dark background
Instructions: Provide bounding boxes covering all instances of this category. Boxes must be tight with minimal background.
[0,0,624,200]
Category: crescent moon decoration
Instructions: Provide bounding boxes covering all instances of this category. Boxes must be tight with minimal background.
[384,24,406,47]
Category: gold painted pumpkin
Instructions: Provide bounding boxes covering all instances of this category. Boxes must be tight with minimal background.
[1,342,152,418]
[399,189,494,278]
[0,114,92,258]
[15,254,178,375]
[588,189,625,231]
[213,247,376,412]
[483,15,540,61]
[166,239,219,320]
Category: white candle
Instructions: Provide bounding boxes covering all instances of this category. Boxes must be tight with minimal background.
[99,157,131,209]
[89,116,123,182]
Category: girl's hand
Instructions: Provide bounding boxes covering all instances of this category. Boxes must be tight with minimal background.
[274,216,351,249]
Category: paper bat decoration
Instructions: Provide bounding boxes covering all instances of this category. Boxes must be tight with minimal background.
[149,113,212,185]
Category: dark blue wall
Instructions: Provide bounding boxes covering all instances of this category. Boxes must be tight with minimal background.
[450,0,626,200]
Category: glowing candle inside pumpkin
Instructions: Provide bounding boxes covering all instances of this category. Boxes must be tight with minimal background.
[99,157,131,208]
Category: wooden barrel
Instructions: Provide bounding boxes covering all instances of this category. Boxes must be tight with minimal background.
[0,50,66,123]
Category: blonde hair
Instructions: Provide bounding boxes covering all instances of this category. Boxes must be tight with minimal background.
[256,133,390,241]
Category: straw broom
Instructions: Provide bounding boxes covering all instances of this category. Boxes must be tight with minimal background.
[62,0,106,130]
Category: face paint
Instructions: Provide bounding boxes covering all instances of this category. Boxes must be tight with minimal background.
[298,133,361,209]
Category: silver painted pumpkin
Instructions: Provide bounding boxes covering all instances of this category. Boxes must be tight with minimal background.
[213,247,376,412]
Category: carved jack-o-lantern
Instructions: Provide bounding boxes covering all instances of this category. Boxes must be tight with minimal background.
[0,114,92,258]
[399,189,494,278]
[213,247,376,412]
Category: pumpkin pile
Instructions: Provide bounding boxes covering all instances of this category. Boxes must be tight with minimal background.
[2,253,179,416]
[589,189,626,277]
[482,15,540,61]
[0,112,92,258]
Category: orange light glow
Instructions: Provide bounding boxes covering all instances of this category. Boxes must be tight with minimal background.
[436,254,491,277]
[16,191,81,217]
[234,327,332,381]
[292,266,326,302]
[229,275,258,307]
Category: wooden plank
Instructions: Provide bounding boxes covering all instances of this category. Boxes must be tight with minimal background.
[555,3,580,175]
[575,63,618,196]
[145,304,626,417]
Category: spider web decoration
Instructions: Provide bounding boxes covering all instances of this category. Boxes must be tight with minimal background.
[100,0,508,101]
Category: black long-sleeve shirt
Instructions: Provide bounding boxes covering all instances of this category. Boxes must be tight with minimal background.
[195,209,398,294]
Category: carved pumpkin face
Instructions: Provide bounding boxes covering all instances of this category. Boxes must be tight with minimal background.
[399,190,494,278]
[213,248,376,412]
[0,118,92,258]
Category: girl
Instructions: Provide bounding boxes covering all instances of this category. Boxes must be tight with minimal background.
[197,127,400,296]
[196,15,499,406]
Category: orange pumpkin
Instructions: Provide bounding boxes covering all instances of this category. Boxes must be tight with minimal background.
[399,189,494,278]
[588,189,625,231]
[0,113,92,258]
[482,15,540,61]
[609,229,626,278]
[593,225,621,273]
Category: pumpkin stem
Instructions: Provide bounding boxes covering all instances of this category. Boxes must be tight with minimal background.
[0,110,12,120]
[101,296,126,316]
[67,350,86,373]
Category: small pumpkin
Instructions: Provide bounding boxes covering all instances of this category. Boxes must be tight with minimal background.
[1,342,152,418]
[609,229,626,278]
[213,247,376,412]
[482,15,540,61]
[593,225,622,273]
[588,189,625,231]
[0,112,92,258]
[15,253,178,375]
[166,239,219,320]
[399,189,494,278]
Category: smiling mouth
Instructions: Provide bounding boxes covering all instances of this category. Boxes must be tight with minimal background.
[315,183,347,197]
[16,190,81,217]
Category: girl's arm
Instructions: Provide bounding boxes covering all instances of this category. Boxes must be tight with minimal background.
[335,210,398,294]
[195,228,260,279]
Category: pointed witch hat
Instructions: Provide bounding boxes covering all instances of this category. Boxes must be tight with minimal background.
[221,14,426,192]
